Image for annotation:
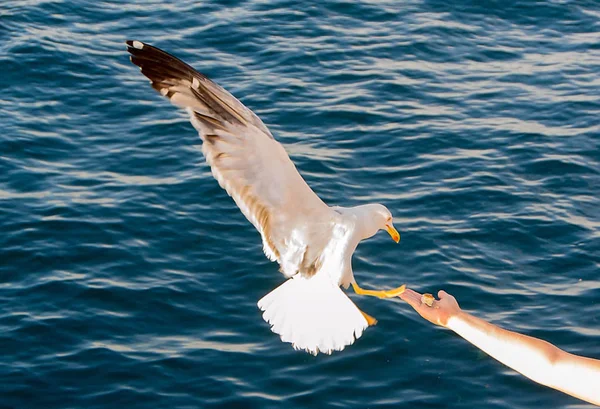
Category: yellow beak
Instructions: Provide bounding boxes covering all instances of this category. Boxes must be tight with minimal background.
[385,224,400,243]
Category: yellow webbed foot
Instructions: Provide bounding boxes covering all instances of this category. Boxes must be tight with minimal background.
[352,282,406,299]
[359,309,378,326]
[381,284,407,298]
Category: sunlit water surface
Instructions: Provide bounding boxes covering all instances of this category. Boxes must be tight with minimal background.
[1,1,599,408]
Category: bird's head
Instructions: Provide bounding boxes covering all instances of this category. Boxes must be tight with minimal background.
[376,204,400,243]
[358,204,400,243]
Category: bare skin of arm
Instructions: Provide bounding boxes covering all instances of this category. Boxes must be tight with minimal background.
[399,289,600,406]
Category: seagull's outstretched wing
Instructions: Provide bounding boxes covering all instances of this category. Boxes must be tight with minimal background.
[126,40,335,276]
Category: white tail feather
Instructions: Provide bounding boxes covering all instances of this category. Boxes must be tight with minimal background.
[257,274,369,355]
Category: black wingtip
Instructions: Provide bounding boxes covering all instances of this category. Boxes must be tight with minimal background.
[125,40,201,80]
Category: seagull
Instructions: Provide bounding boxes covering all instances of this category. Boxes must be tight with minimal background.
[126,40,406,355]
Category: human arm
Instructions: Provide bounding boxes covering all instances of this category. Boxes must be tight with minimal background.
[399,289,600,406]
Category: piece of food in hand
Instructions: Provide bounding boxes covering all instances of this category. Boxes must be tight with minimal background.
[421,293,435,307]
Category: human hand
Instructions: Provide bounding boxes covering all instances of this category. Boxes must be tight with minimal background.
[399,289,461,327]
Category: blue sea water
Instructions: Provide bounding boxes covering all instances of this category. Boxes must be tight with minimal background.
[1,0,599,408]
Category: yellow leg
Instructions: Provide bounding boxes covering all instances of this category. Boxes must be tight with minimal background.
[352,282,406,299]
[359,309,378,326]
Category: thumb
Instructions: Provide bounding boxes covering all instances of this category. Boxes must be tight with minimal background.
[438,290,449,299]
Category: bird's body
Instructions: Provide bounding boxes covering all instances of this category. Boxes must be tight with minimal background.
[126,40,404,355]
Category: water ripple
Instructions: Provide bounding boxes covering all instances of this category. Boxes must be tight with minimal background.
[1,1,599,408]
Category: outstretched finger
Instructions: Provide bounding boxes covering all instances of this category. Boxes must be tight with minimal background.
[398,288,422,308]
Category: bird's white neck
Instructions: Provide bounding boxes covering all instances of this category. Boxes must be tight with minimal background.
[351,205,381,241]
[334,205,381,251]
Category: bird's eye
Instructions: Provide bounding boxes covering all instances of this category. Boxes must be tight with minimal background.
[386,217,392,223]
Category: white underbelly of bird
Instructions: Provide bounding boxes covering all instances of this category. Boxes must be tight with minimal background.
[126,40,406,355]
